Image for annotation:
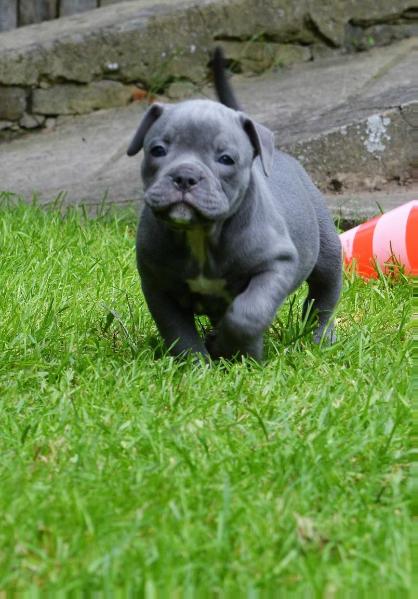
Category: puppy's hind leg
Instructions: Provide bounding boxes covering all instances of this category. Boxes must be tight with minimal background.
[303,232,342,344]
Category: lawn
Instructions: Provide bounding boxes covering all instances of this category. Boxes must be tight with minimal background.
[0,196,412,593]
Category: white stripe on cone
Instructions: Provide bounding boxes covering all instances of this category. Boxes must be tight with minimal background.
[340,225,360,262]
[372,203,412,272]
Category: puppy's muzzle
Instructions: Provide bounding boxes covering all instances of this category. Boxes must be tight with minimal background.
[145,163,209,227]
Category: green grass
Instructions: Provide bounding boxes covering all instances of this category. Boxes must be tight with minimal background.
[0,197,412,594]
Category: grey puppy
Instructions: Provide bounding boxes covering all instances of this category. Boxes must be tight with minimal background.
[127,48,342,361]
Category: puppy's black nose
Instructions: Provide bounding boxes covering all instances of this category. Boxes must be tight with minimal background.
[170,165,201,191]
[172,174,198,191]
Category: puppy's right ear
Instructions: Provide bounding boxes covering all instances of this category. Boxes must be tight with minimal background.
[127,103,164,156]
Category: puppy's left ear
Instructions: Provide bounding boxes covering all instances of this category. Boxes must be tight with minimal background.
[127,103,165,156]
[240,115,275,177]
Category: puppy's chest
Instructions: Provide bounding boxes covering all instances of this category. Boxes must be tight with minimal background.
[184,230,232,313]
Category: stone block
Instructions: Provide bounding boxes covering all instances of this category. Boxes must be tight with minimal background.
[221,41,311,73]
[60,0,97,17]
[0,86,26,120]
[283,108,413,191]
[0,0,17,32]
[19,112,46,129]
[18,0,58,26]
[167,80,196,100]
[347,23,418,50]
[44,117,57,130]
[307,3,347,47]
[0,119,13,131]
[32,81,133,115]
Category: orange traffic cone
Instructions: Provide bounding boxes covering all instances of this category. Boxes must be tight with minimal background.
[340,200,418,278]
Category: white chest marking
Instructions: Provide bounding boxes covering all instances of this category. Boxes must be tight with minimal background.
[186,229,206,269]
[185,229,231,301]
[186,274,230,299]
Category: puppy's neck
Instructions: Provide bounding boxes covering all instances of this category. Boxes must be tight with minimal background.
[185,221,224,266]
[186,228,207,269]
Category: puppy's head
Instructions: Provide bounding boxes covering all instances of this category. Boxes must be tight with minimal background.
[127,99,274,229]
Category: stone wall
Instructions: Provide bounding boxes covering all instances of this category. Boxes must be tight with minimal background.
[0,0,417,140]
[0,0,127,32]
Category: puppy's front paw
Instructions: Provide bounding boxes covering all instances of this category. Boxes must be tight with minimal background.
[313,324,337,345]
[205,327,263,361]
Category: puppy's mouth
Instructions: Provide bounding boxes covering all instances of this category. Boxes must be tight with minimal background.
[144,172,231,225]
[161,202,200,229]
[145,193,213,229]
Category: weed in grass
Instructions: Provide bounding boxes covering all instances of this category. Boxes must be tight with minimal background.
[0,197,412,593]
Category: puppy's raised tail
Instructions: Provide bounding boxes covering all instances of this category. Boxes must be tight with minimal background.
[212,47,242,111]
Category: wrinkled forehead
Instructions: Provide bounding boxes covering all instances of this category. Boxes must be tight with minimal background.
[148,100,248,149]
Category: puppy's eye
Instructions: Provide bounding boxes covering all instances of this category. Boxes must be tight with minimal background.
[150,145,167,157]
[218,154,235,165]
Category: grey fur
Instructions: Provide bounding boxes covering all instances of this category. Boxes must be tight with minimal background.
[127,63,342,361]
